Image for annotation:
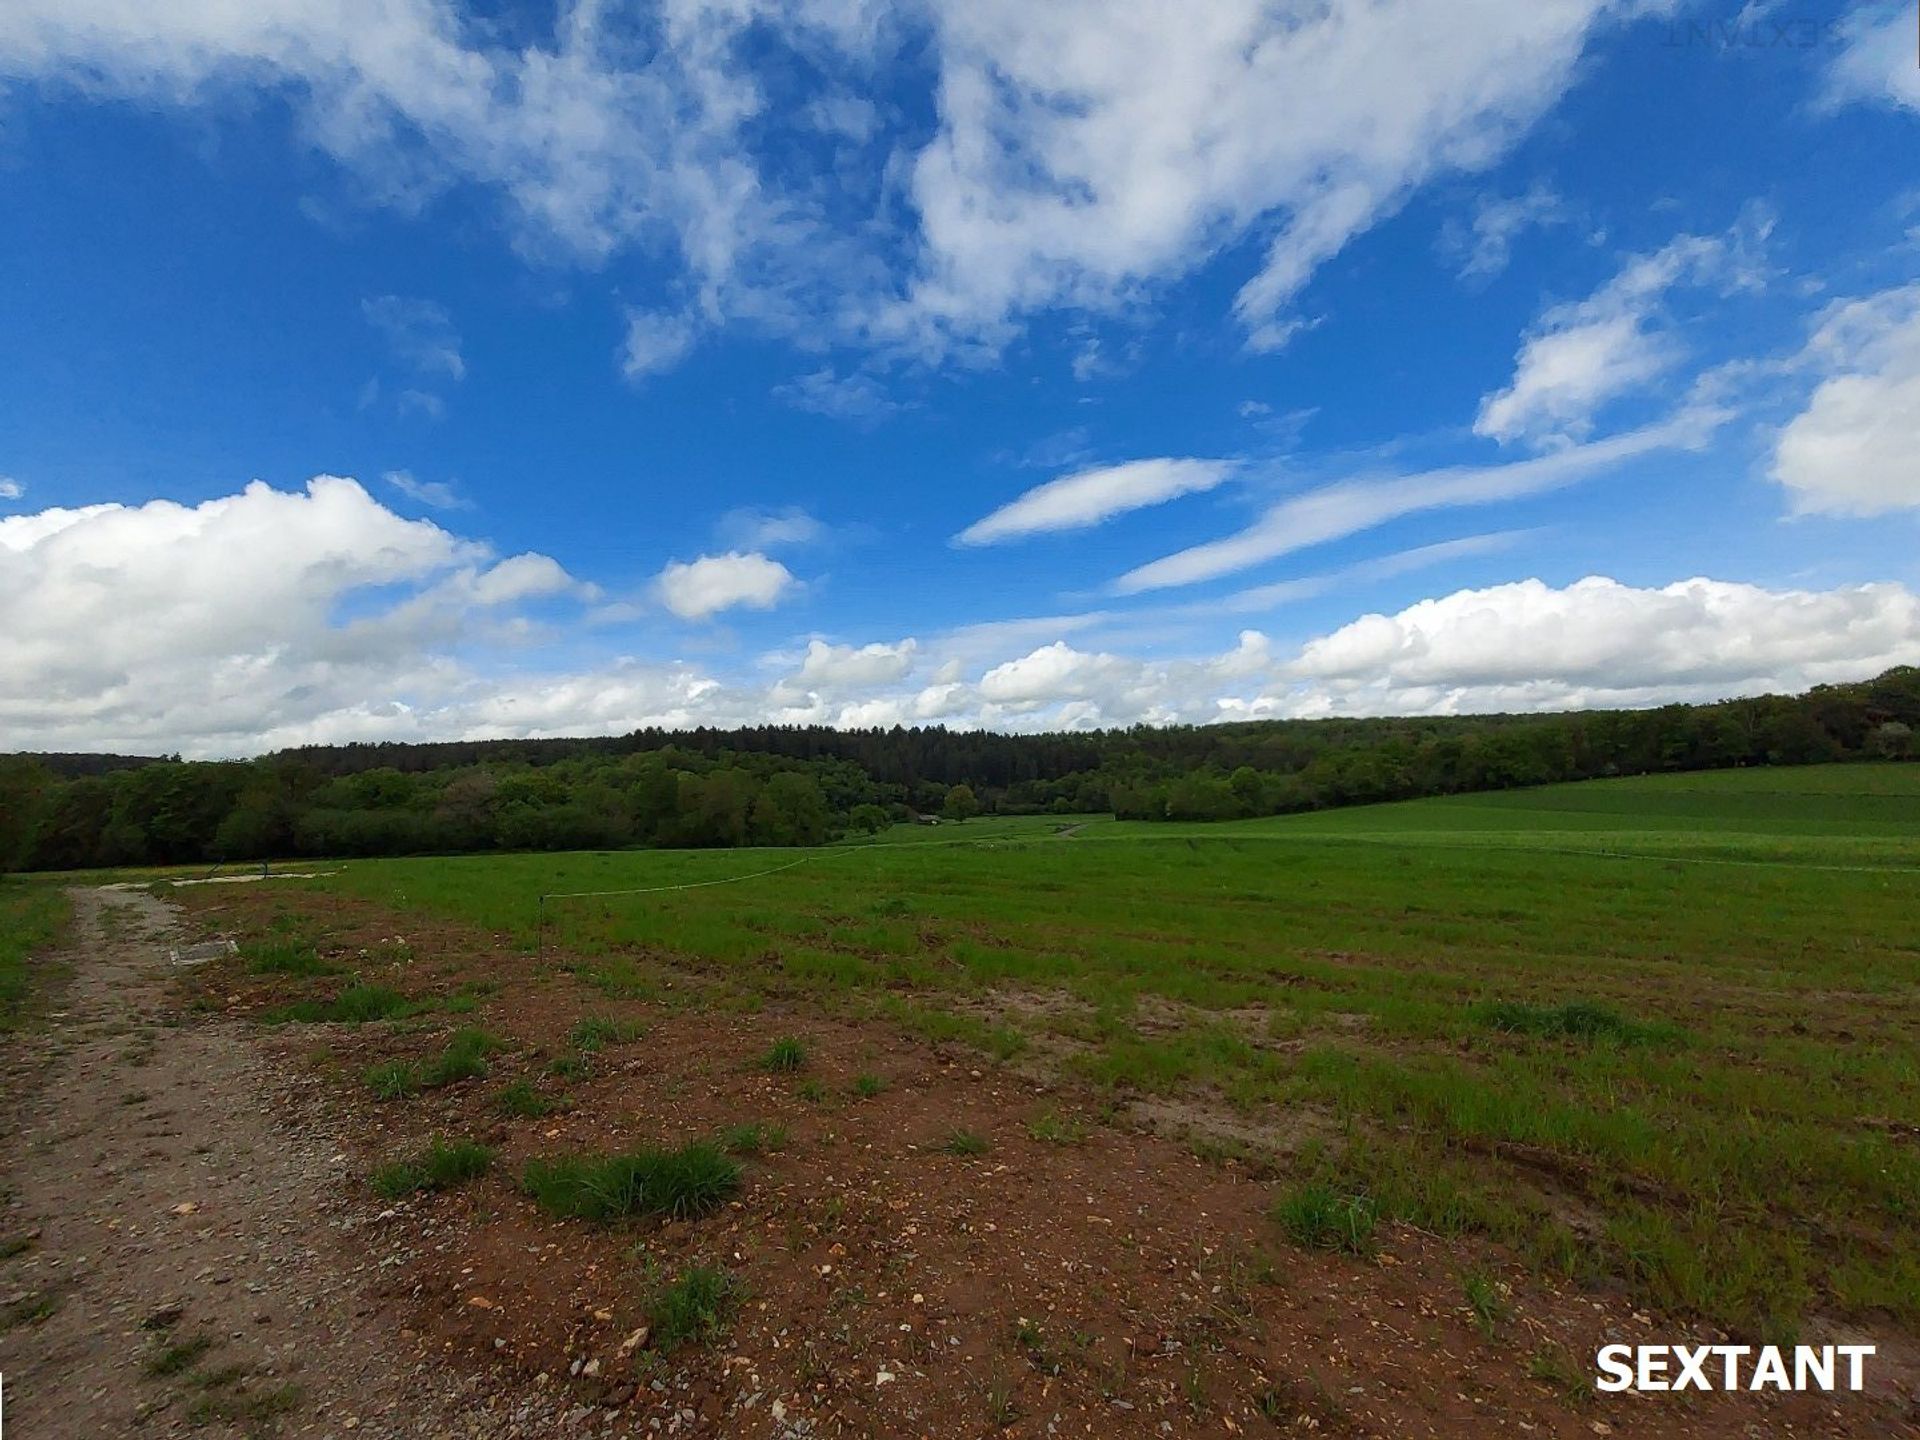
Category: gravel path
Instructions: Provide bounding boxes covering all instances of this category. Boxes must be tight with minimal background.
[0,887,569,1438]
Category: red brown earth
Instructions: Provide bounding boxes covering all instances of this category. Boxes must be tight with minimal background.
[1,881,1913,1438]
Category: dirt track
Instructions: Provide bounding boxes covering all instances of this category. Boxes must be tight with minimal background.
[0,887,577,1438]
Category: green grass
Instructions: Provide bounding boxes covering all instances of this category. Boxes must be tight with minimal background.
[760,1035,807,1072]
[240,938,336,977]
[936,1127,990,1156]
[265,984,410,1025]
[569,1014,643,1051]
[495,1080,560,1117]
[851,1072,886,1097]
[277,764,1920,1334]
[364,1059,419,1100]
[648,1265,740,1350]
[719,1120,789,1155]
[420,1027,506,1086]
[370,1137,494,1199]
[1273,1182,1378,1256]
[143,1332,215,1376]
[520,1142,740,1222]
[0,884,70,1028]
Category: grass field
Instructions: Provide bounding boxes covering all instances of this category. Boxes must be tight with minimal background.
[0,884,70,1029]
[220,765,1920,1337]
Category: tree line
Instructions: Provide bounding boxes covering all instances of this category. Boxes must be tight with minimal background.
[2,666,1913,873]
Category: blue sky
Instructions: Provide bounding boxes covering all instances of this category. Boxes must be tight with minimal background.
[2,1,1919,756]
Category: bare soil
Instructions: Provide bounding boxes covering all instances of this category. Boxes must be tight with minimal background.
[2,882,1914,1439]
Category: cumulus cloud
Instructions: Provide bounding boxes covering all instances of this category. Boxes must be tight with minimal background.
[2,482,1910,749]
[0,476,594,755]
[653,551,797,620]
[0,477,22,501]
[1771,282,1920,516]
[957,458,1236,546]
[1114,411,1719,595]
[1287,575,1920,713]
[1475,216,1769,446]
[0,0,1649,359]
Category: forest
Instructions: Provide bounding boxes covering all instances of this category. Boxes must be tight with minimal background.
[3,666,1915,873]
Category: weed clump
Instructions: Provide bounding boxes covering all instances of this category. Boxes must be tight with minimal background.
[569,1015,642,1052]
[648,1265,740,1350]
[1273,1181,1378,1256]
[760,1035,807,1072]
[937,1127,990,1156]
[520,1142,740,1222]
[371,1137,494,1199]
[364,1060,419,1101]
[720,1122,788,1155]
[851,1072,886,1098]
[495,1080,560,1118]
[265,984,410,1025]
[420,1027,506,1086]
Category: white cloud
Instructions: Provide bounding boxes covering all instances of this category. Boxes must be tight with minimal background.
[1444,183,1566,281]
[0,476,595,754]
[774,368,900,424]
[622,309,700,381]
[653,551,797,620]
[1771,282,1920,516]
[770,638,919,708]
[957,458,1236,546]
[363,295,464,380]
[1114,410,1719,594]
[1825,4,1920,115]
[2,480,1910,749]
[383,470,468,510]
[1475,218,1769,446]
[0,0,1655,361]
[717,507,825,550]
[1287,575,1920,712]
[902,0,1640,352]
[0,477,22,501]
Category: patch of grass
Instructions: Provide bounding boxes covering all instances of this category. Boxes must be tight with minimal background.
[495,1080,558,1118]
[364,1060,419,1101]
[144,1332,216,1377]
[184,1382,302,1428]
[241,939,335,977]
[265,984,409,1025]
[546,1051,593,1080]
[371,1137,494,1199]
[760,1035,807,1072]
[1461,1268,1510,1338]
[0,885,70,1029]
[851,1072,886,1097]
[420,1028,506,1087]
[521,1141,740,1222]
[795,1078,827,1103]
[936,1127,990,1156]
[1026,1109,1088,1145]
[648,1264,741,1350]
[720,1121,789,1156]
[569,1014,643,1051]
[1273,1182,1378,1256]
[1472,999,1679,1046]
[0,1233,38,1260]
[1528,1342,1592,1407]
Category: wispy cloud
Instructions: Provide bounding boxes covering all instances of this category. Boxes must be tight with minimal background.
[956,458,1237,546]
[363,296,465,380]
[1112,410,1721,595]
[383,470,470,511]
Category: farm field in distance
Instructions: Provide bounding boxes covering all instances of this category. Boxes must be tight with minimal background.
[14,762,1917,1437]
